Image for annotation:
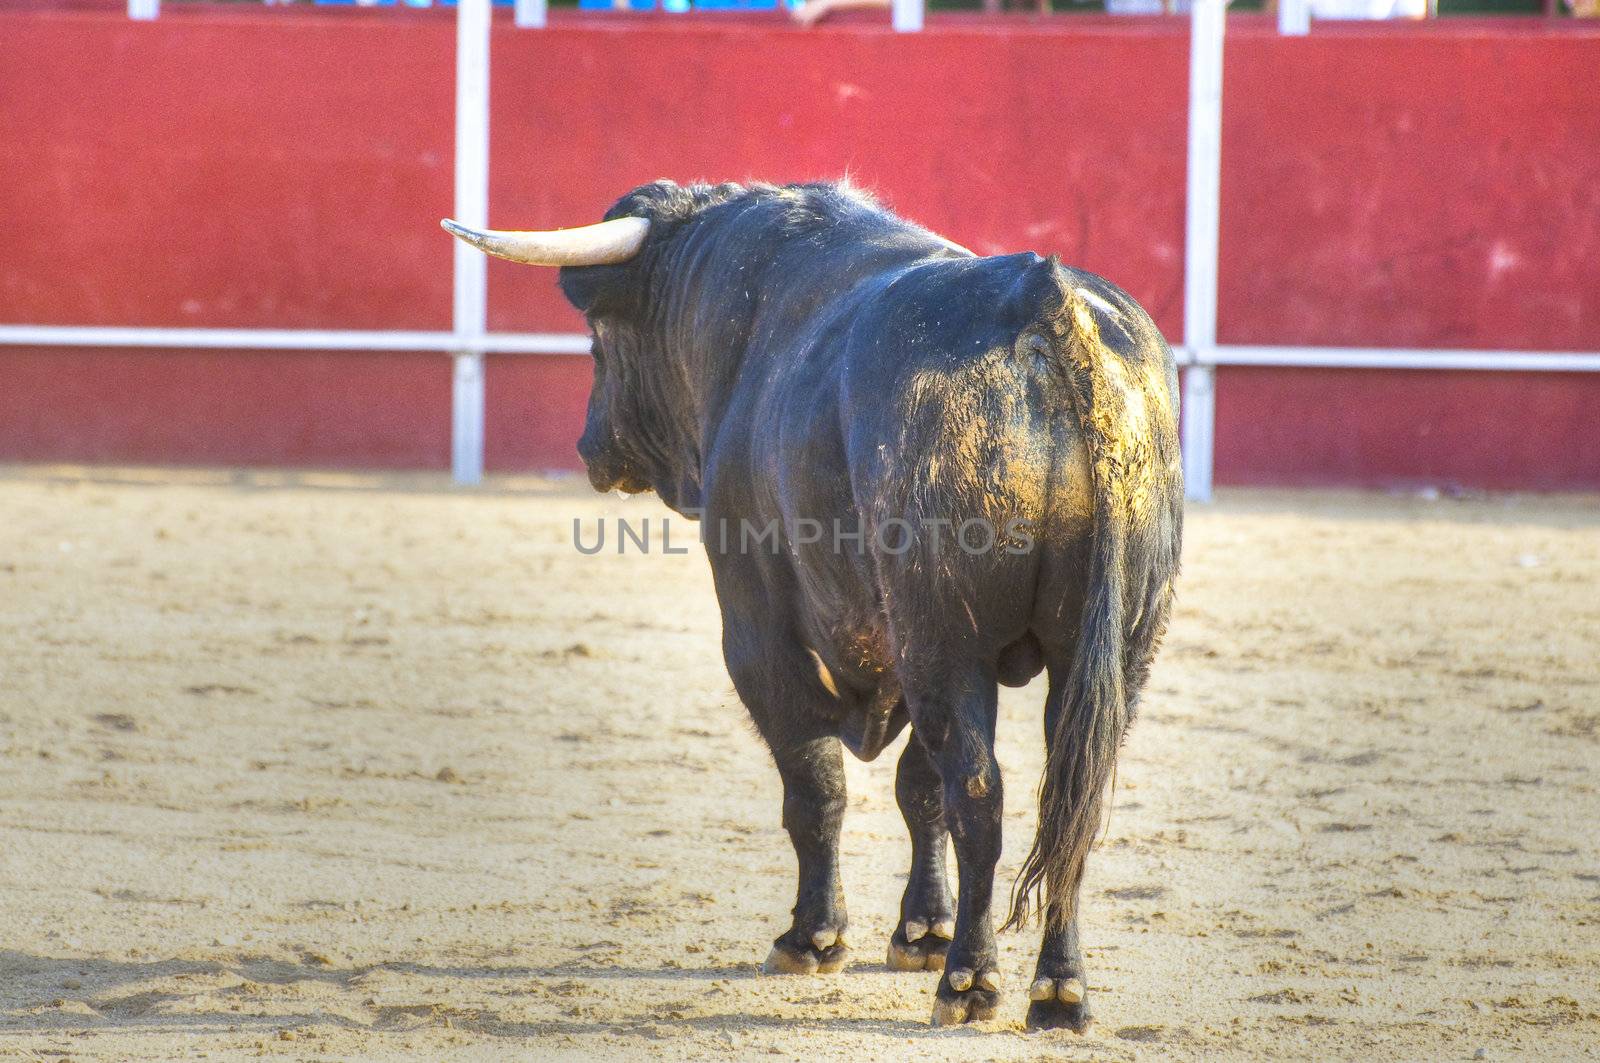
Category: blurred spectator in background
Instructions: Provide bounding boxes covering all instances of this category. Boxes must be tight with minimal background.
[1102,0,1426,14]
[792,0,1443,21]
[792,0,1055,20]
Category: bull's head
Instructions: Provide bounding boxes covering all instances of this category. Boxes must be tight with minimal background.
[441,210,656,496]
[445,181,753,508]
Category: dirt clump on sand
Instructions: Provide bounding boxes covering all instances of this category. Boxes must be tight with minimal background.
[0,466,1596,1060]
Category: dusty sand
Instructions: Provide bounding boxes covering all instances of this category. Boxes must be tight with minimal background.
[0,465,1597,1061]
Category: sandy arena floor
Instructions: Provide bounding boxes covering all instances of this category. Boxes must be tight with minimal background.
[0,465,1597,1061]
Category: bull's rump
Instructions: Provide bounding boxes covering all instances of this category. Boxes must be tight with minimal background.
[844,262,1102,675]
[726,242,1175,701]
[767,252,1154,688]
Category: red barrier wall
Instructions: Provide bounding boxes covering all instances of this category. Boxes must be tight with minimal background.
[2,7,1597,487]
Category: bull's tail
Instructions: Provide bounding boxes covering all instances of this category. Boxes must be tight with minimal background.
[1003,272,1154,933]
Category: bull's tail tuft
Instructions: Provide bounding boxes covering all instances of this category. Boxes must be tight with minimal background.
[1003,272,1140,933]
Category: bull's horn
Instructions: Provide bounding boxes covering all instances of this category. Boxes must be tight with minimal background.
[439,216,649,267]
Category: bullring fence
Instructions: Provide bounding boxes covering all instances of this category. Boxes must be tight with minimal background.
[3,1,1597,494]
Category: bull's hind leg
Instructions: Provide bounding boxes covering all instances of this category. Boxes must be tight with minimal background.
[722,623,853,977]
[1026,671,1092,1032]
[1027,915,1090,1031]
[887,734,956,972]
[904,670,1004,1025]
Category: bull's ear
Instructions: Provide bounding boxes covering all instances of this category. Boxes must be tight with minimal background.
[558,261,625,317]
[557,242,654,318]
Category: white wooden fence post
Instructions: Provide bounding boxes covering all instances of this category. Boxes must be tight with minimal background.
[892,0,924,32]
[1182,0,1225,502]
[452,0,492,485]
[514,0,547,30]
[1279,0,1311,36]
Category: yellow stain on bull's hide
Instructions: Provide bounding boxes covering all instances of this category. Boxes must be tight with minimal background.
[1068,299,1167,523]
[900,349,1046,525]
[887,290,1171,546]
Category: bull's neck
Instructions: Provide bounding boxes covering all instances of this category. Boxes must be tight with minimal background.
[647,291,758,518]
[639,339,709,517]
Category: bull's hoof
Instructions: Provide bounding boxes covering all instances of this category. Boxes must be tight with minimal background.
[929,966,1000,1026]
[886,917,954,972]
[1025,976,1091,1033]
[762,930,850,976]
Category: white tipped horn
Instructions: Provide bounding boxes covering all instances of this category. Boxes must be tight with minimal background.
[440,216,649,267]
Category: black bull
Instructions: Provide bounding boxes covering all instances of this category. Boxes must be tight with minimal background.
[525,180,1179,1029]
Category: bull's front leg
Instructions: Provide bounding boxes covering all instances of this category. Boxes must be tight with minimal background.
[887,732,956,972]
[912,676,1004,1025]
